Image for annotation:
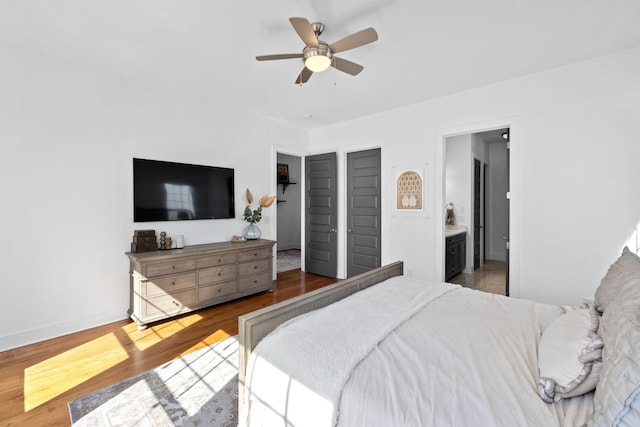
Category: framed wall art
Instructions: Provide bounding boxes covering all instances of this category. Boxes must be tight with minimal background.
[394,166,425,213]
[277,163,289,183]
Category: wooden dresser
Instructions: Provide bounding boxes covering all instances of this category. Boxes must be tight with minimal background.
[126,239,275,329]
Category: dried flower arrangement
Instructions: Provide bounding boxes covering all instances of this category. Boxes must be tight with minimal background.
[242,188,276,224]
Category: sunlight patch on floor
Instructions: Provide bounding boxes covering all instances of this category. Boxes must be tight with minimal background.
[23,332,128,411]
[127,314,203,352]
[180,329,232,357]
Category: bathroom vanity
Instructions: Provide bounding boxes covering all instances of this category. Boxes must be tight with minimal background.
[445,226,467,281]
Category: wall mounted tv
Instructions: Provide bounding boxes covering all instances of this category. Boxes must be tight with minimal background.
[133,158,235,222]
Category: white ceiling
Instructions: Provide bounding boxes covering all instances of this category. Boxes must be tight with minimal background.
[4,0,640,130]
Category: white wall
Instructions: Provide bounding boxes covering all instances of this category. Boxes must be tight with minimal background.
[445,134,473,272]
[310,46,640,307]
[0,45,308,350]
[445,134,471,227]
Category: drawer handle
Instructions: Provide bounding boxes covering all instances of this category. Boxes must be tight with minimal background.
[253,279,258,284]
[218,289,222,293]
[218,272,222,276]
[218,258,222,262]
[172,266,176,270]
[171,281,176,286]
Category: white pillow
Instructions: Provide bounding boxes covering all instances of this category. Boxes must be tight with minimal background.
[537,307,603,403]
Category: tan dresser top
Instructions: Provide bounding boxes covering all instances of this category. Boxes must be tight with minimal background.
[126,239,276,263]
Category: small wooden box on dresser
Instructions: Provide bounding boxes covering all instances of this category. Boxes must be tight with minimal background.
[126,239,275,330]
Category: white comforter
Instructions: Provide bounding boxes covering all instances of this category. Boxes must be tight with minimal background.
[243,277,594,427]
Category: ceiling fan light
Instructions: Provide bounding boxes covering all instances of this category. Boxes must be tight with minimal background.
[305,55,331,72]
[303,43,333,72]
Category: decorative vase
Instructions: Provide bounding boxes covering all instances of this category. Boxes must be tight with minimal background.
[242,223,262,240]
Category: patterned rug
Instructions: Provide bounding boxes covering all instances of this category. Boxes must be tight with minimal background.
[68,336,239,426]
[277,249,301,273]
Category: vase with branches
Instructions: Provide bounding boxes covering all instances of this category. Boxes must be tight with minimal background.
[242,188,275,239]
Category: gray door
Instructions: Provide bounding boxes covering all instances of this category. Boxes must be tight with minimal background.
[474,158,481,270]
[347,148,381,277]
[305,153,338,277]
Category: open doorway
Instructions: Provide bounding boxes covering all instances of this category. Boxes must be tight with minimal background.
[276,153,302,273]
[274,148,381,279]
[444,128,509,296]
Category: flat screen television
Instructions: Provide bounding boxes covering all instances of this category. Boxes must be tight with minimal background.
[133,158,235,222]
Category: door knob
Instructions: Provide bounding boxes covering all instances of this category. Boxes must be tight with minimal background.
[501,236,509,241]
[329,228,337,233]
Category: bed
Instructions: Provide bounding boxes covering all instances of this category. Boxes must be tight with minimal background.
[238,250,640,426]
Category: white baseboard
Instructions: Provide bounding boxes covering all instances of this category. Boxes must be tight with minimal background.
[0,306,129,352]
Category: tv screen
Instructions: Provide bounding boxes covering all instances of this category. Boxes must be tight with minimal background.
[133,158,235,222]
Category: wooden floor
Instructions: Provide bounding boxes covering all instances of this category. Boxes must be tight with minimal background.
[0,269,337,427]
[448,260,507,295]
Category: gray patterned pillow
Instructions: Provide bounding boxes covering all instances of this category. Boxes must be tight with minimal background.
[594,247,640,313]
[591,295,640,426]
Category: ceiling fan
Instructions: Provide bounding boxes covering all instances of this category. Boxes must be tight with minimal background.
[256,17,378,84]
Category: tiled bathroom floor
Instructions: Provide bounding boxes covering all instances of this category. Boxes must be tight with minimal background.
[448,260,507,295]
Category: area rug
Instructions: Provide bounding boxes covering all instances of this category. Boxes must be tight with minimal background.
[277,249,301,273]
[68,335,239,426]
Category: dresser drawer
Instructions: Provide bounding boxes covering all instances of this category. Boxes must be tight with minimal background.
[239,272,271,291]
[144,272,196,297]
[145,258,197,277]
[197,253,237,269]
[143,289,197,317]
[199,281,237,302]
[239,259,270,277]
[238,248,271,262]
[198,265,237,285]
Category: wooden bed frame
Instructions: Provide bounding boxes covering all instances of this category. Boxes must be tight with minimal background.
[238,261,404,404]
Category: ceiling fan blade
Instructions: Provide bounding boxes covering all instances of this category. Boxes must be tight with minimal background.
[289,17,318,46]
[295,67,313,84]
[330,27,378,53]
[256,53,303,61]
[331,57,364,76]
